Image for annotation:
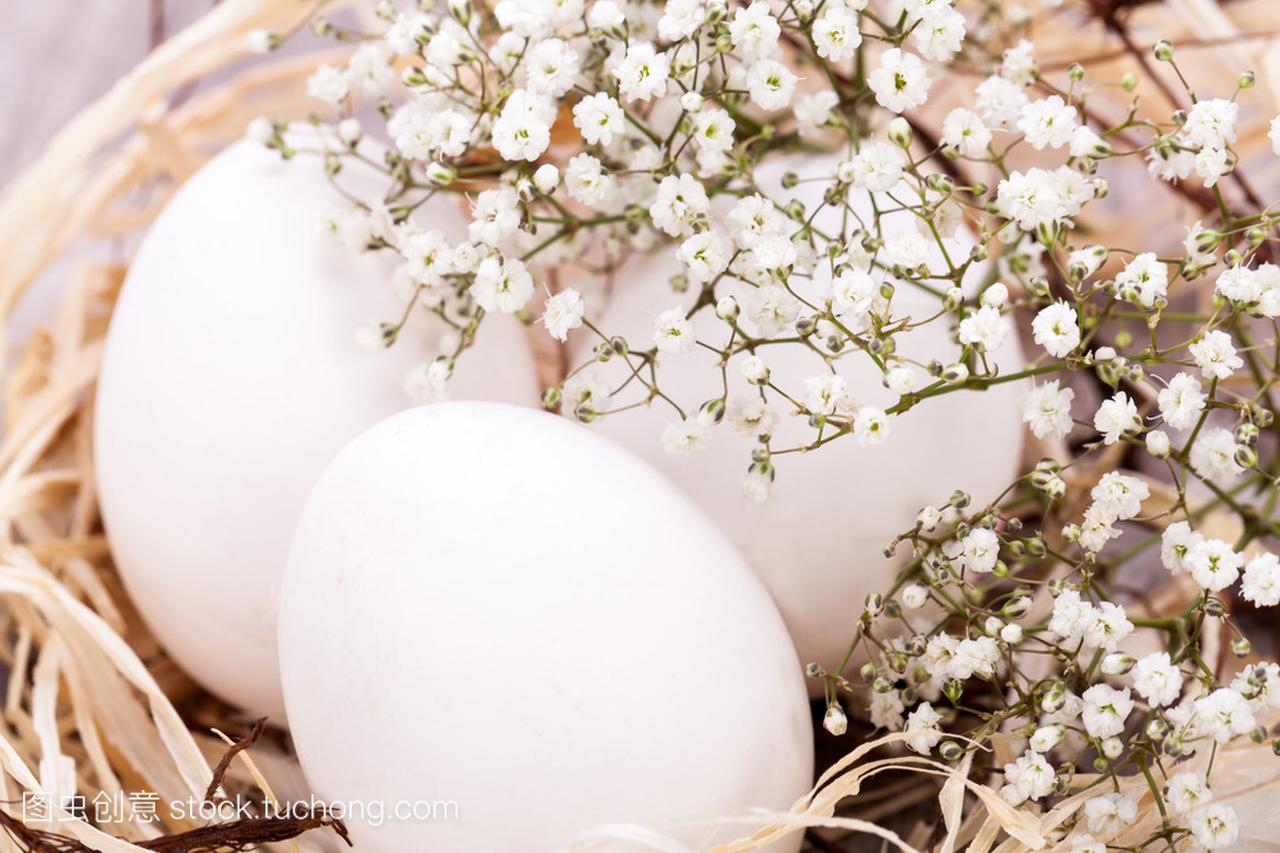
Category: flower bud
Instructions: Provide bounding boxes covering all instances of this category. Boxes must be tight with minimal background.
[741,355,769,384]
[1154,40,1174,62]
[939,740,963,761]
[696,398,725,427]
[533,163,560,195]
[337,118,363,147]
[823,703,848,736]
[901,584,928,609]
[864,592,884,615]
[1240,70,1256,89]
[541,386,561,409]
[1234,444,1258,469]
[1030,724,1064,752]
[1101,737,1124,759]
[680,91,704,112]
[426,162,456,185]
[1000,623,1023,644]
[1231,636,1251,657]
[981,282,1009,309]
[715,295,739,320]
[1102,653,1136,675]
[942,362,969,383]
[887,117,912,148]
[1146,430,1171,458]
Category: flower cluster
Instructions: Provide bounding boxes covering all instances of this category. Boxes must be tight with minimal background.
[249,0,1280,846]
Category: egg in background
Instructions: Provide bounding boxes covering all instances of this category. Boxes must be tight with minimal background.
[570,153,1028,688]
[278,402,813,852]
[94,135,541,718]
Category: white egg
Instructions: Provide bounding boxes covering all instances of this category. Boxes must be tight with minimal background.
[570,153,1027,689]
[94,138,541,718]
[278,402,812,852]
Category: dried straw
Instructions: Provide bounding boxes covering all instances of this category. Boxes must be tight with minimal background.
[0,0,1276,850]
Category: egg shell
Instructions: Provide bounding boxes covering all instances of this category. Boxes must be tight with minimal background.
[94,137,541,718]
[278,402,813,852]
[570,153,1028,688]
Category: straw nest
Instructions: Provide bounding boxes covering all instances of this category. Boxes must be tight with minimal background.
[0,0,1278,850]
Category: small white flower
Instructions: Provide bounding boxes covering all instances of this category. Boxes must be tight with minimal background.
[307,64,350,106]
[1031,302,1080,358]
[960,528,999,574]
[941,108,991,157]
[1001,750,1055,805]
[803,375,848,415]
[404,359,452,403]
[853,406,889,446]
[1189,329,1243,380]
[1090,472,1149,521]
[1115,252,1168,308]
[728,1,781,60]
[572,92,625,145]
[1193,687,1255,743]
[1021,380,1074,440]
[867,48,930,113]
[1093,391,1141,445]
[565,154,614,207]
[869,690,906,729]
[958,305,1008,352]
[904,703,942,754]
[661,417,710,455]
[1157,372,1206,430]
[1242,551,1280,606]
[652,306,694,353]
[1016,95,1077,150]
[812,7,862,62]
[613,42,670,102]
[1185,538,1243,592]
[975,74,1028,128]
[1193,805,1243,851]
[471,256,536,314]
[1165,771,1210,813]
[1084,793,1137,836]
[1161,521,1203,574]
[1183,98,1239,148]
[492,89,554,162]
[1131,651,1182,707]
[471,189,519,245]
[727,397,776,438]
[745,58,798,110]
[846,141,906,192]
[649,173,710,237]
[542,289,585,341]
[1189,427,1243,481]
[1000,39,1037,84]
[1081,683,1133,739]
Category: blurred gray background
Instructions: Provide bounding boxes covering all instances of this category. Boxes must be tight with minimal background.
[0,1,212,192]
